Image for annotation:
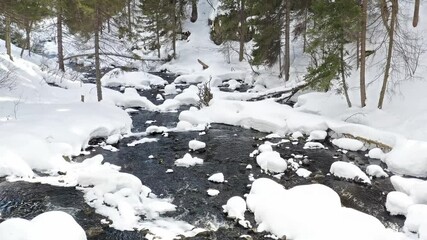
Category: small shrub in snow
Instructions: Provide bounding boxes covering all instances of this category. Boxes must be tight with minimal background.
[197,79,213,107]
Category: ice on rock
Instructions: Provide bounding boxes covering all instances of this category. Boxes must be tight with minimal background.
[368,148,385,160]
[175,153,204,167]
[256,151,288,173]
[0,211,87,240]
[332,138,364,151]
[164,84,178,95]
[386,191,414,216]
[106,134,121,145]
[146,125,169,134]
[296,168,312,178]
[189,139,206,151]
[291,131,304,139]
[330,161,371,184]
[208,173,225,183]
[304,142,325,149]
[223,196,247,220]
[366,165,389,178]
[308,130,327,141]
[258,143,273,152]
[207,189,220,196]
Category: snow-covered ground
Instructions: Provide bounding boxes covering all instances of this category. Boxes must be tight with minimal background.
[2,0,427,239]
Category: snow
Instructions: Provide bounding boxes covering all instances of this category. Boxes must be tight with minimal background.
[256,151,288,173]
[330,161,371,184]
[0,211,86,240]
[164,84,178,95]
[332,138,364,151]
[102,68,167,90]
[106,134,121,145]
[207,189,220,196]
[208,173,225,183]
[304,142,326,149]
[127,138,158,147]
[386,191,414,216]
[366,165,389,178]
[223,196,247,220]
[291,131,304,139]
[368,148,385,160]
[308,130,327,141]
[188,139,206,151]
[174,153,204,167]
[258,143,273,152]
[296,168,312,178]
[404,205,427,234]
[246,178,395,240]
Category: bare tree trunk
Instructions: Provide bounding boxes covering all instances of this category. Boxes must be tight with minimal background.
[5,15,13,61]
[172,0,177,59]
[238,0,246,62]
[340,41,352,108]
[303,9,308,53]
[21,21,32,58]
[413,0,420,27]
[95,6,103,102]
[127,0,132,33]
[378,0,398,109]
[155,13,161,58]
[360,0,367,107]
[191,0,198,22]
[57,1,65,72]
[283,0,291,82]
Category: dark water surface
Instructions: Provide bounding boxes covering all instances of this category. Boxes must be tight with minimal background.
[0,73,404,239]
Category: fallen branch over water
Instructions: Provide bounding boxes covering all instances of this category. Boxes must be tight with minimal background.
[64,53,168,62]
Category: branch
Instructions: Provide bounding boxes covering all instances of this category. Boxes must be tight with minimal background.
[63,53,167,61]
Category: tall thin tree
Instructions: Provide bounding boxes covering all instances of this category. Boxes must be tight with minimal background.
[360,0,367,107]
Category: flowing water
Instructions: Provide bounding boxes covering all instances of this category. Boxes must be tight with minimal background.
[0,72,405,239]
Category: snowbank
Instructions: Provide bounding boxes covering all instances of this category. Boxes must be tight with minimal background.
[102,69,167,90]
[0,211,86,240]
[246,178,399,240]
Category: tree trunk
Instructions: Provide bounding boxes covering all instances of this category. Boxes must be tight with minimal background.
[378,0,398,109]
[303,9,308,53]
[360,0,367,107]
[191,0,198,22]
[283,0,291,82]
[57,1,65,72]
[95,6,103,102]
[238,0,245,62]
[340,41,352,108]
[413,0,420,27]
[5,15,13,61]
[21,21,32,58]
[172,0,177,59]
[155,13,161,58]
[127,0,132,33]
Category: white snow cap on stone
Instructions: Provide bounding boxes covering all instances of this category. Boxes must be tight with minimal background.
[175,153,204,167]
[0,211,87,240]
[330,161,371,184]
[332,138,364,151]
[368,148,385,160]
[256,151,287,173]
[189,139,206,151]
[258,143,273,153]
[223,196,247,220]
[207,189,220,196]
[208,173,225,183]
[308,130,327,141]
[366,165,389,178]
[386,191,414,216]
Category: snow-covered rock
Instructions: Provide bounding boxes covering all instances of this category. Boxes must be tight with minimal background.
[207,189,220,196]
[102,69,167,89]
[368,148,385,160]
[223,196,247,220]
[366,165,389,178]
[164,84,178,95]
[330,161,371,184]
[386,191,414,216]
[189,139,206,151]
[332,138,364,151]
[256,151,287,173]
[296,168,312,178]
[404,204,427,233]
[175,153,204,167]
[308,130,327,141]
[0,211,86,240]
[208,173,225,183]
[304,142,325,149]
[258,143,273,152]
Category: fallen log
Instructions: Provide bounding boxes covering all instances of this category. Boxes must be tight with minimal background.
[248,82,309,103]
[197,59,209,70]
[63,53,167,62]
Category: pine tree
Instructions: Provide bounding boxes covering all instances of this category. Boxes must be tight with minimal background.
[305,0,361,108]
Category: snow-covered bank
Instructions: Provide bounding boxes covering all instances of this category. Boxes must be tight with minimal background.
[178,98,427,178]
[0,211,87,240]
